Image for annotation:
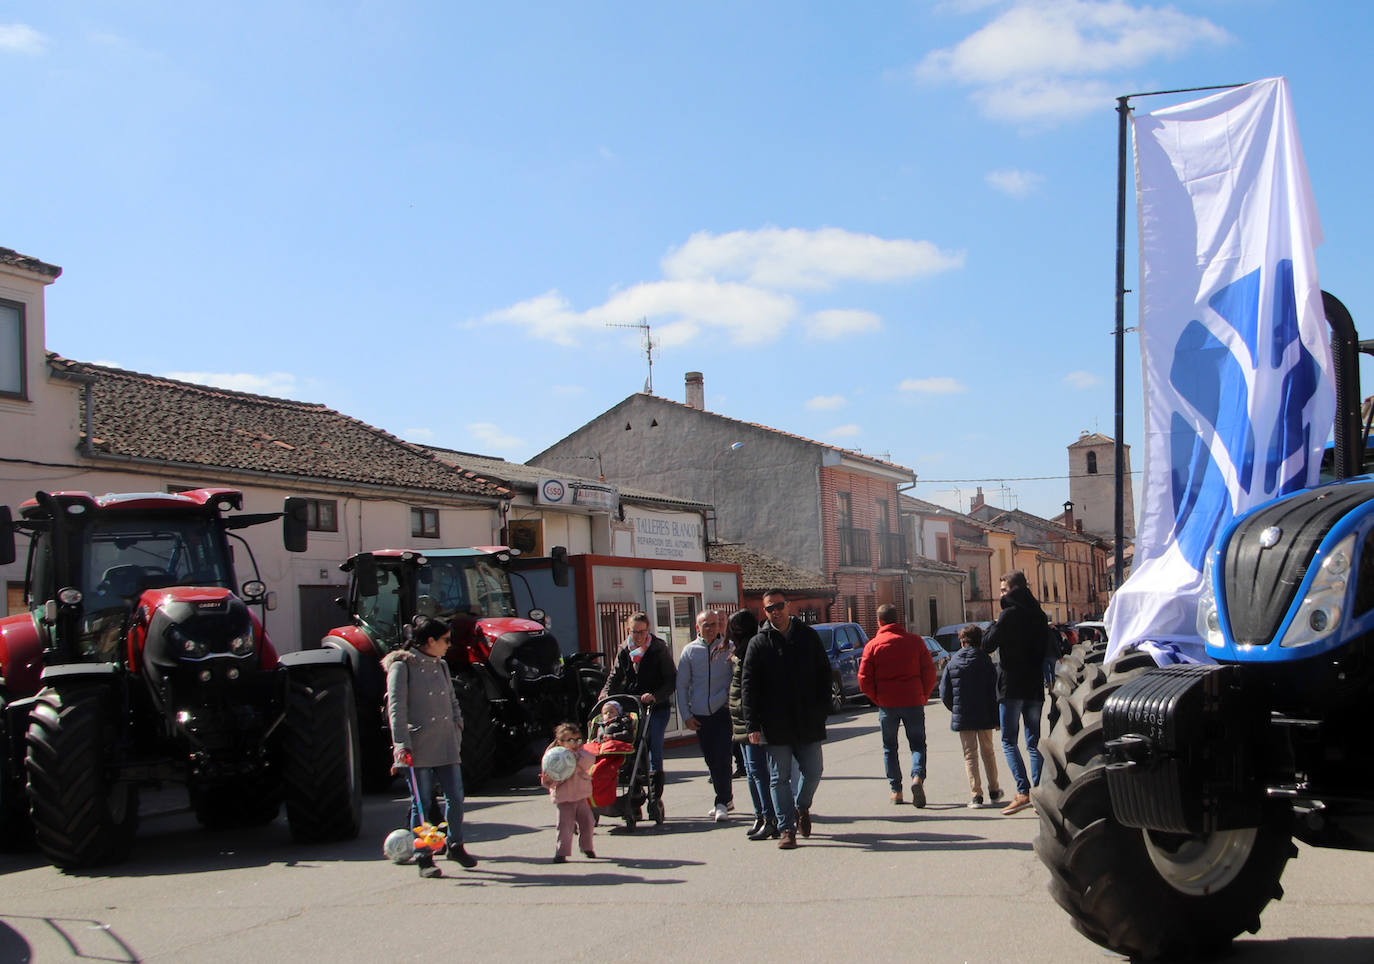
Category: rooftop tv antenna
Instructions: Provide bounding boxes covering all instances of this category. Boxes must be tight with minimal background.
[607,318,655,393]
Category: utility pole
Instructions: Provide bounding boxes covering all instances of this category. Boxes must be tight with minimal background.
[607,318,655,394]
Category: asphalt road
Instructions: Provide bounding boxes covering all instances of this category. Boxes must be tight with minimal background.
[4,701,1374,963]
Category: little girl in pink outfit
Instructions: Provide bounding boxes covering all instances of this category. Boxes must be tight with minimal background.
[540,722,596,863]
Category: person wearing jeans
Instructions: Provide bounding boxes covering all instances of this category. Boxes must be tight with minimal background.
[998,697,1043,794]
[741,589,831,850]
[983,569,1051,815]
[857,604,938,807]
[677,610,735,821]
[602,611,677,813]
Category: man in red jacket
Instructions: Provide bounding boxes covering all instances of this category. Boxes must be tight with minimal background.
[857,604,938,807]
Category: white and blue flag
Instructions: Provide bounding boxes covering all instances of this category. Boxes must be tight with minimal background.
[1106,77,1334,661]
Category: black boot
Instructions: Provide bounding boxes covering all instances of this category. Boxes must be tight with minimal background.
[746,814,766,836]
[448,844,477,869]
[747,818,778,841]
[648,771,666,822]
[416,851,442,878]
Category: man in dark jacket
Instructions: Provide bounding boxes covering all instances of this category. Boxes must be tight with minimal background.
[602,611,676,808]
[857,604,937,807]
[982,570,1049,815]
[741,589,830,850]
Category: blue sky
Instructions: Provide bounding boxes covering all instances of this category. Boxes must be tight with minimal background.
[4,1,1372,523]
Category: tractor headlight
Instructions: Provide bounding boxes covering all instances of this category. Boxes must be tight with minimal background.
[1278,532,1355,649]
[1196,553,1225,650]
[228,633,255,656]
[168,625,208,660]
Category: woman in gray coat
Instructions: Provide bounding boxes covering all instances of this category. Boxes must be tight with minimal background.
[384,615,477,875]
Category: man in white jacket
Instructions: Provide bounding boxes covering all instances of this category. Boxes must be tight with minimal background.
[676,610,734,821]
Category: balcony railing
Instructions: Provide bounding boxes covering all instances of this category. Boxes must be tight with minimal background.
[878,532,906,569]
[838,526,871,567]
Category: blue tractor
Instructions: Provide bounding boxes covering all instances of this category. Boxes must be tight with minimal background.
[1034,294,1374,960]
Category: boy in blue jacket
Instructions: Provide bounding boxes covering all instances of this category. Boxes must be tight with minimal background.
[939,624,1003,808]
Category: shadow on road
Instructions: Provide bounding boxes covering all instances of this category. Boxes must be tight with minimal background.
[423,853,701,888]
[0,914,140,963]
[821,829,1033,852]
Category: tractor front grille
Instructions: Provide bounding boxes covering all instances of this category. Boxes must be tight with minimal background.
[1224,480,1374,645]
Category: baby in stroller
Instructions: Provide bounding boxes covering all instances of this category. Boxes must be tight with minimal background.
[585,695,664,830]
[593,700,635,743]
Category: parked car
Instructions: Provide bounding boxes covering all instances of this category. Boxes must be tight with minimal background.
[811,622,869,713]
[1073,620,1108,645]
[932,621,995,654]
[922,634,951,698]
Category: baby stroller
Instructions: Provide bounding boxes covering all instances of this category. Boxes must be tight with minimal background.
[585,694,664,831]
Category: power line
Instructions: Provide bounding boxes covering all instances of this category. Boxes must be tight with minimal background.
[917,470,1142,483]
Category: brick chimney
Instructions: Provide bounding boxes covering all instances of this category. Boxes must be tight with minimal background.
[685,371,705,410]
[970,486,985,512]
[1062,499,1075,530]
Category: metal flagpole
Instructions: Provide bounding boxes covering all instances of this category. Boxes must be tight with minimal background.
[1112,83,1244,592]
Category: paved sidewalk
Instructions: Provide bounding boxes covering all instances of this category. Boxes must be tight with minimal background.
[3,701,1374,962]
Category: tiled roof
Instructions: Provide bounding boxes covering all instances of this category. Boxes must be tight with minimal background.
[428,448,710,510]
[707,542,836,596]
[50,356,509,499]
[0,247,62,278]
[1069,432,1116,448]
[537,392,914,479]
[908,553,966,574]
[983,507,1096,543]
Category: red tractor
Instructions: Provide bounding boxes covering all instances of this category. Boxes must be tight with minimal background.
[0,489,362,868]
[323,546,605,791]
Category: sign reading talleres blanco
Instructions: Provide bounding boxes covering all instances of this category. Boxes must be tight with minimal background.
[536,478,618,513]
[623,507,705,562]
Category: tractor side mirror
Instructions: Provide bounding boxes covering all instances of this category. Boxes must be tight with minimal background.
[283,497,308,553]
[551,545,569,588]
[353,553,379,598]
[0,506,13,566]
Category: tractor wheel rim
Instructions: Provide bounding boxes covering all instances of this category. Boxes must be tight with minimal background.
[1142,825,1258,896]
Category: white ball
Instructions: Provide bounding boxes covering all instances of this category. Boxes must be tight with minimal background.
[541,745,577,782]
[383,828,415,864]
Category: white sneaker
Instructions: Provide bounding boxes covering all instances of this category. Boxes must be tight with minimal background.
[712,803,729,822]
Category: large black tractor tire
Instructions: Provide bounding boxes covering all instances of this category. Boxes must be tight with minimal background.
[0,689,34,851]
[1045,639,1108,731]
[454,675,496,794]
[189,778,281,830]
[358,701,397,793]
[282,666,363,843]
[25,684,139,869]
[1033,651,1296,961]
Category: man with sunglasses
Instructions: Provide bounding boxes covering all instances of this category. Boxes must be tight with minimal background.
[740,589,830,850]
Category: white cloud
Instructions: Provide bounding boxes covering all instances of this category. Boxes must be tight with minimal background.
[806,394,847,411]
[898,376,967,394]
[919,1,1231,122]
[468,422,524,450]
[805,308,882,340]
[0,24,46,55]
[986,168,1044,197]
[164,370,300,398]
[662,227,964,291]
[481,280,797,347]
[405,427,435,440]
[826,424,862,439]
[1064,370,1101,388]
